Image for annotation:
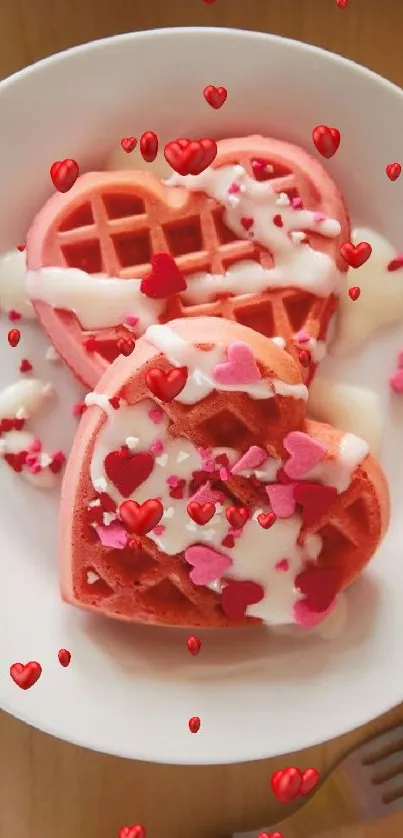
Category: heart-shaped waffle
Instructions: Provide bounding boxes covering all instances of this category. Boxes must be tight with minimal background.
[60,317,389,629]
[26,135,350,389]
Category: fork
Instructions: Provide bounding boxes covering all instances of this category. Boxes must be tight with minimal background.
[232,722,403,838]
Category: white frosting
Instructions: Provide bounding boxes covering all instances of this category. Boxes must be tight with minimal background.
[304,432,369,493]
[331,227,403,356]
[26,267,163,331]
[166,164,343,299]
[0,249,35,318]
[145,323,308,404]
[88,398,322,626]
[308,377,383,455]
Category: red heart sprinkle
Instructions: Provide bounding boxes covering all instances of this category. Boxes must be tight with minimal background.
[221,580,264,621]
[189,716,201,733]
[300,767,320,796]
[271,767,303,803]
[117,337,135,356]
[187,635,202,655]
[50,158,79,193]
[145,366,188,401]
[19,358,32,373]
[294,482,337,526]
[273,214,283,228]
[119,826,146,838]
[140,131,158,163]
[295,565,343,613]
[336,0,348,6]
[119,498,163,536]
[298,349,312,368]
[203,85,227,109]
[120,136,137,153]
[8,328,20,347]
[140,252,187,299]
[225,506,249,529]
[257,511,276,530]
[58,649,71,667]
[164,138,217,176]
[349,286,361,301]
[221,534,235,548]
[10,661,42,690]
[109,396,121,410]
[387,256,403,272]
[17,244,25,252]
[340,241,372,268]
[312,125,341,159]
[258,833,284,838]
[104,449,154,497]
[386,162,401,181]
[187,501,216,525]
[241,216,254,231]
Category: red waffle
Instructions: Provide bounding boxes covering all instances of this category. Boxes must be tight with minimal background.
[60,317,389,629]
[26,135,350,389]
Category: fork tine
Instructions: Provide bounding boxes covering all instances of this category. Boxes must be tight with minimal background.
[359,723,403,764]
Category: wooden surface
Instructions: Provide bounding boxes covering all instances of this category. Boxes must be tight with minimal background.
[1,1,403,837]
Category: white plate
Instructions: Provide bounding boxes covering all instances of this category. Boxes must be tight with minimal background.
[1,29,403,765]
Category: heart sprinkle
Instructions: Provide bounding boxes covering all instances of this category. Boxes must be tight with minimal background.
[203,85,227,109]
[221,580,264,620]
[58,649,71,667]
[298,349,311,368]
[387,255,403,272]
[119,499,163,536]
[300,767,320,796]
[283,431,327,479]
[226,506,249,529]
[258,833,283,838]
[145,366,188,401]
[389,350,403,394]
[271,767,303,803]
[349,286,361,301]
[295,564,342,613]
[104,448,154,497]
[50,158,79,192]
[213,341,261,386]
[120,136,137,153]
[8,328,21,347]
[187,501,216,525]
[187,635,202,655]
[257,511,276,530]
[336,0,348,6]
[10,661,42,690]
[340,241,372,268]
[164,137,217,176]
[189,716,201,733]
[140,131,159,163]
[386,162,401,181]
[185,545,232,586]
[140,252,187,298]
[19,358,33,373]
[119,825,146,838]
[312,125,340,158]
[17,244,25,252]
[117,338,135,357]
[294,482,337,526]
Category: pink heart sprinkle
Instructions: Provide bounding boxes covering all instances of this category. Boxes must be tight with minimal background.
[219,467,229,481]
[185,545,232,586]
[266,483,296,518]
[292,197,302,209]
[283,431,327,479]
[189,482,225,506]
[295,330,310,344]
[294,597,336,628]
[398,350,403,368]
[313,211,326,223]
[150,439,164,455]
[275,559,289,572]
[148,407,164,424]
[95,521,128,550]
[228,182,240,194]
[231,445,268,475]
[153,524,166,536]
[390,368,403,394]
[125,314,139,327]
[213,341,262,386]
[166,474,180,487]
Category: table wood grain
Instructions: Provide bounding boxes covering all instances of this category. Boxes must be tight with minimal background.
[1,1,402,836]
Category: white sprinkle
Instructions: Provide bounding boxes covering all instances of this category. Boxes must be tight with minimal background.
[88,499,101,508]
[227,195,240,208]
[290,231,307,245]
[272,336,286,349]
[39,453,52,468]
[94,477,108,493]
[156,453,168,467]
[252,509,263,522]
[214,503,225,515]
[204,529,216,542]
[86,571,100,585]
[15,407,28,420]
[103,511,116,526]
[185,521,198,532]
[45,345,60,362]
[234,164,245,177]
[276,192,291,207]
[0,440,6,454]
[177,451,190,463]
[125,436,139,451]
[42,383,54,397]
[162,506,175,519]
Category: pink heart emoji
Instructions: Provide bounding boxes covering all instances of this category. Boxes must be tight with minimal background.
[185,545,232,585]
[283,431,327,479]
[212,341,262,386]
[266,483,296,518]
[390,368,403,394]
[231,445,268,475]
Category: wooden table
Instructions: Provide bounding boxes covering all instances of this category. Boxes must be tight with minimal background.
[1,1,402,836]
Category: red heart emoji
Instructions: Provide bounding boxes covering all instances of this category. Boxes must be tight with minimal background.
[140,253,187,299]
[386,162,401,181]
[10,661,42,690]
[221,580,264,621]
[140,131,158,163]
[294,482,337,526]
[119,498,163,536]
[348,286,360,301]
[17,244,26,252]
[258,833,283,838]
[104,448,154,497]
[120,136,137,153]
[257,511,276,530]
[225,506,249,529]
[117,337,135,356]
[312,125,341,159]
[336,0,348,6]
[164,138,217,176]
[50,158,79,193]
[203,85,228,109]
[295,565,343,613]
[271,767,302,803]
[340,241,372,268]
[145,366,188,401]
[119,826,146,838]
[187,501,216,525]
[300,767,320,796]
[241,216,254,231]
